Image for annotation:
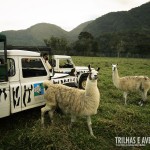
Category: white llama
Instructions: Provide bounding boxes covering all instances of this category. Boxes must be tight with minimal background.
[41,65,100,138]
[112,64,150,105]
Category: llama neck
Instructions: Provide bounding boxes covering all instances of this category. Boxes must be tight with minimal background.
[85,78,98,96]
[112,68,120,88]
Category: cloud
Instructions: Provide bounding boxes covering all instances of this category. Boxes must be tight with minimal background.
[0,0,149,31]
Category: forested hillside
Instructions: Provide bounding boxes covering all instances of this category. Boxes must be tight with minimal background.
[81,2,150,57]
[1,23,69,46]
[83,2,150,36]
[1,21,93,46]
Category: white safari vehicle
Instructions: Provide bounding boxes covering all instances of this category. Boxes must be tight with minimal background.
[51,55,91,88]
[0,34,91,118]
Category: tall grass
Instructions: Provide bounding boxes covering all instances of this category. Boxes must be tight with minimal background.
[0,57,150,150]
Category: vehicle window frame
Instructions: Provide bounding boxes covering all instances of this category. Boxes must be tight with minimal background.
[21,58,47,78]
[7,58,16,77]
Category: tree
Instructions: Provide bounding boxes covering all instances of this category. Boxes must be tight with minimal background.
[116,40,125,57]
[78,32,94,40]
[44,36,69,54]
[72,32,98,56]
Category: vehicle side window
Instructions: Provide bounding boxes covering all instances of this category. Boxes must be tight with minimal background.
[0,57,4,64]
[22,58,47,78]
[7,58,15,77]
[59,59,73,68]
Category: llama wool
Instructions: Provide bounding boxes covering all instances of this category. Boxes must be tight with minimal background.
[112,64,150,105]
[41,65,100,138]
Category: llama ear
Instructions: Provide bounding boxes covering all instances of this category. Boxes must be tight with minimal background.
[97,67,100,71]
[88,64,92,72]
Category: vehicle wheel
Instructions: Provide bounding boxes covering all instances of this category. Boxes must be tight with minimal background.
[79,77,87,89]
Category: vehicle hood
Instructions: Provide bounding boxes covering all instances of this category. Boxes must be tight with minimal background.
[75,66,94,71]
[75,66,89,71]
[51,73,69,79]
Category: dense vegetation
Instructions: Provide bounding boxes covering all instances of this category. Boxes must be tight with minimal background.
[0,57,150,150]
[83,2,150,37]
[1,2,150,57]
[95,30,150,57]
[44,30,150,57]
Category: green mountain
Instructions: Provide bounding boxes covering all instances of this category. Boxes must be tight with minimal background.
[83,2,150,37]
[1,21,92,46]
[1,23,69,46]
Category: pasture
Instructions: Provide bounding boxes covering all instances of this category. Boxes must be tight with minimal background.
[0,57,150,150]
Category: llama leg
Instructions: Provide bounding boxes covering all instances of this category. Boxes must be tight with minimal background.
[139,90,148,106]
[123,92,128,105]
[71,115,76,123]
[143,90,148,102]
[41,105,51,127]
[87,116,96,138]
[48,107,55,123]
[70,115,76,128]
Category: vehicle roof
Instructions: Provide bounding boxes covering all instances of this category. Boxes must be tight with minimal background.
[53,55,71,59]
[0,50,41,57]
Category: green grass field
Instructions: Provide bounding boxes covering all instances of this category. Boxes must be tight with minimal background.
[0,57,150,150]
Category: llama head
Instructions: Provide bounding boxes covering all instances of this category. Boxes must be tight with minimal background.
[112,64,118,72]
[88,65,100,80]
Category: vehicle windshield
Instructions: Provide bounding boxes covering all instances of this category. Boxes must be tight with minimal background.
[59,58,74,68]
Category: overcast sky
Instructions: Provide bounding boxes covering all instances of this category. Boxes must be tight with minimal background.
[0,0,149,32]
